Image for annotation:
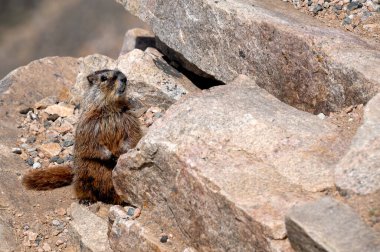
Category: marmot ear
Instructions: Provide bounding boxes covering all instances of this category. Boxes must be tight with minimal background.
[87,73,96,86]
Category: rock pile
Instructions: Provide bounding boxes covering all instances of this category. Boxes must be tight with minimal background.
[283,0,380,39]
[14,100,78,171]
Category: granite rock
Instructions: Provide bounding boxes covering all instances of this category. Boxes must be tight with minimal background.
[116,0,380,114]
[113,75,347,251]
[70,203,112,252]
[286,197,380,252]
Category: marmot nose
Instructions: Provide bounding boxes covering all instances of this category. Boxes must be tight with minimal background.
[115,71,127,83]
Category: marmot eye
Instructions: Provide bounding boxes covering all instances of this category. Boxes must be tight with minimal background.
[100,76,107,82]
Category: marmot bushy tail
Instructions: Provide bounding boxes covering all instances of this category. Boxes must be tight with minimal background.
[22,166,74,190]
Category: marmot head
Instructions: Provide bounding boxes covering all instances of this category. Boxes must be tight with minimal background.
[84,69,128,111]
[87,69,128,97]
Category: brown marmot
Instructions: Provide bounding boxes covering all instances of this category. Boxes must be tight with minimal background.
[22,69,142,205]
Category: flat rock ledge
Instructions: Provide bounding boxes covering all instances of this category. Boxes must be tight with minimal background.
[116,0,380,114]
[113,75,348,251]
[286,197,380,252]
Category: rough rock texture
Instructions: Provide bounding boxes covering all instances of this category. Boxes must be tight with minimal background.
[120,28,156,55]
[335,93,380,195]
[286,197,380,252]
[70,203,112,252]
[0,57,78,102]
[113,75,349,251]
[116,0,380,114]
[71,48,199,111]
[108,206,175,252]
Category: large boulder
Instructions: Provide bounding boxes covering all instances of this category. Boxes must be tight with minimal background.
[116,0,380,114]
[113,75,347,251]
[335,93,380,195]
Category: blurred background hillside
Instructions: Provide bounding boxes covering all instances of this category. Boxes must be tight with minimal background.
[0,0,148,79]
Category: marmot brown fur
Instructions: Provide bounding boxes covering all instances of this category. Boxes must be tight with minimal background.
[22,69,142,204]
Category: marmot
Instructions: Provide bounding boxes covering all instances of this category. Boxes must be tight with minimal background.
[22,69,142,205]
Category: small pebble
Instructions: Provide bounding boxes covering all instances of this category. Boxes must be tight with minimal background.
[44,121,52,128]
[12,148,22,154]
[26,136,36,144]
[32,162,42,169]
[127,207,135,216]
[56,158,65,164]
[62,140,74,148]
[52,219,61,226]
[26,158,34,166]
[160,235,169,243]
[50,156,60,163]
[317,113,326,120]
[55,239,64,246]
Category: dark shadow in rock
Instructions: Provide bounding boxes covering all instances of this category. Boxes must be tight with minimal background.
[135,36,156,51]
[156,38,224,90]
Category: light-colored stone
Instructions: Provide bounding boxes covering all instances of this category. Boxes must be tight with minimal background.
[286,197,380,252]
[39,142,61,158]
[51,120,74,134]
[44,103,74,118]
[113,75,347,251]
[69,202,112,252]
[120,28,156,55]
[116,0,380,114]
[335,93,380,195]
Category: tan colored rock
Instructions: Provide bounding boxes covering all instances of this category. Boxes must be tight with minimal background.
[120,28,156,55]
[44,103,74,118]
[0,57,78,103]
[51,121,74,134]
[335,93,380,195]
[70,203,112,252]
[116,0,380,114]
[286,197,380,252]
[113,75,347,251]
[39,142,61,158]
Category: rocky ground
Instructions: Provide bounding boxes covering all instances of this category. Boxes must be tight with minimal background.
[0,44,199,251]
[282,0,380,42]
[1,0,380,251]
